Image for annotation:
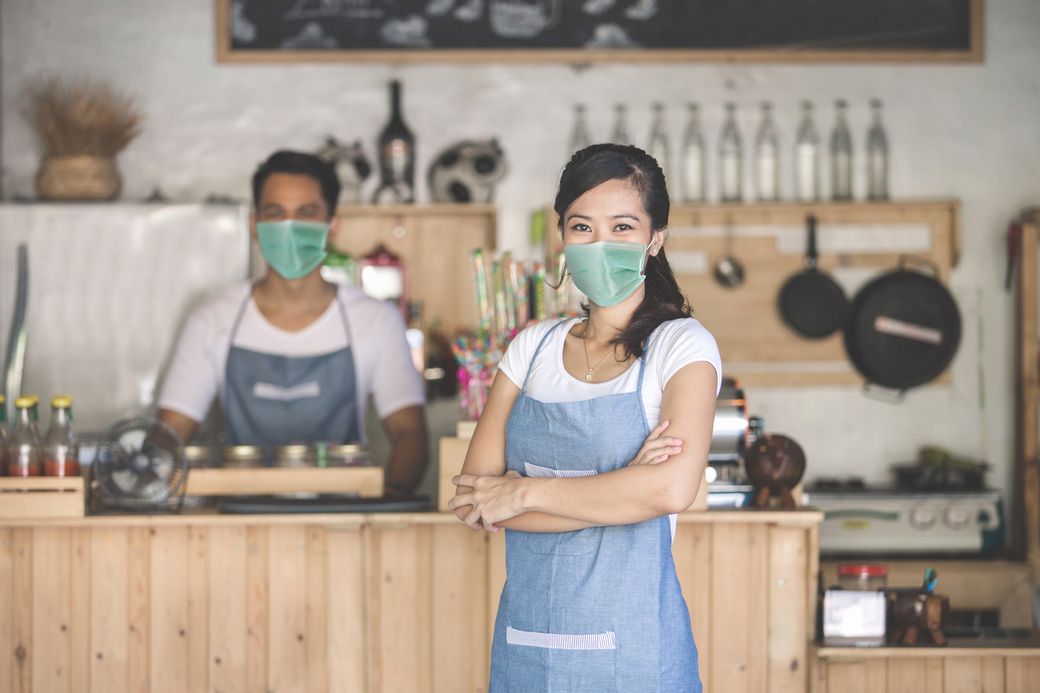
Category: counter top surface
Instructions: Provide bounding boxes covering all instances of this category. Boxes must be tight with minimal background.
[0,507,824,528]
[814,637,1040,658]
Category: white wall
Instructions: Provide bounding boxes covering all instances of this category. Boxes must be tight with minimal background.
[3,1,1039,515]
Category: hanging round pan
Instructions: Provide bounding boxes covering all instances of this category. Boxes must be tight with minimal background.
[778,214,848,339]
[843,257,961,392]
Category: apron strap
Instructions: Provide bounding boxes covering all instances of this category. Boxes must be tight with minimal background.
[521,319,568,394]
[228,285,254,345]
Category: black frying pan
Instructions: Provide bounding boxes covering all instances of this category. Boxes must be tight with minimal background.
[778,215,848,339]
[844,257,961,392]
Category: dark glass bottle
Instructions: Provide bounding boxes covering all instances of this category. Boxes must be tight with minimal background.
[373,80,416,204]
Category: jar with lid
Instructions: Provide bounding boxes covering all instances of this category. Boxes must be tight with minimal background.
[838,564,888,591]
[222,445,263,468]
[274,444,315,468]
[322,444,372,468]
[0,395,8,474]
[7,396,42,477]
[184,445,214,469]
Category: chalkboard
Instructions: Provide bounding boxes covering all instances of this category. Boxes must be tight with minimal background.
[217,0,982,63]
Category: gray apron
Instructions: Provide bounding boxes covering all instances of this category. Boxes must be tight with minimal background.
[489,319,701,692]
[223,288,361,450]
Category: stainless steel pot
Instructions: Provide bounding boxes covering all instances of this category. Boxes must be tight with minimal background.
[709,378,749,464]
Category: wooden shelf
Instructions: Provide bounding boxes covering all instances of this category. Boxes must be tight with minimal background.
[184,467,383,497]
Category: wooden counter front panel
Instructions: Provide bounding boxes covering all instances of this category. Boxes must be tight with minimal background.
[0,524,489,693]
[0,517,815,693]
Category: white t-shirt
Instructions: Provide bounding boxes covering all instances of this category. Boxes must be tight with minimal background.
[158,282,424,439]
[498,316,722,538]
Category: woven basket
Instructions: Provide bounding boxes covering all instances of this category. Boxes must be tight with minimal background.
[35,155,121,201]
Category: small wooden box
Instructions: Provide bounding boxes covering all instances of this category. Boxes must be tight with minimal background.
[184,467,384,497]
[0,477,86,518]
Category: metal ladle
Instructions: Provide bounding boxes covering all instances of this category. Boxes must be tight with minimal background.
[713,219,745,288]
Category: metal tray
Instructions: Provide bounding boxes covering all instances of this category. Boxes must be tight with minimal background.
[217,494,431,514]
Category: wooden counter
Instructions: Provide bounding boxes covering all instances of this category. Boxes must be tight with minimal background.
[0,509,820,693]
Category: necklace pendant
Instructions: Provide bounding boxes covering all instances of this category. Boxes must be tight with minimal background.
[585,370,593,381]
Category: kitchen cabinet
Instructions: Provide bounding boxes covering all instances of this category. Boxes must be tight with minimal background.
[0,509,819,693]
[811,644,1040,692]
[332,204,496,335]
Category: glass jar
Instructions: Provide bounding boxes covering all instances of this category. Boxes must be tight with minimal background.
[184,445,213,469]
[324,444,372,468]
[838,564,888,591]
[222,445,263,468]
[274,445,315,468]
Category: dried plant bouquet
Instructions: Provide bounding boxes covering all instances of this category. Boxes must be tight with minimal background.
[24,76,141,157]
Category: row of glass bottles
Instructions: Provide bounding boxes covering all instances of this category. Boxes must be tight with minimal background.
[0,394,80,478]
[569,100,890,203]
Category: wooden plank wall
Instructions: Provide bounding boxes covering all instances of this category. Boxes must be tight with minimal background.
[0,520,812,693]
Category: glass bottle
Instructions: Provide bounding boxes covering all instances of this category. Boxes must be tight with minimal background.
[0,395,7,475]
[680,103,707,203]
[866,99,890,201]
[647,103,670,181]
[830,99,854,201]
[7,396,41,477]
[794,101,821,202]
[754,102,781,201]
[569,104,591,155]
[611,104,631,146]
[373,80,415,204]
[718,103,743,202]
[43,395,79,477]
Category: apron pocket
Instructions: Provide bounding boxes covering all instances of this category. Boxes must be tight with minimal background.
[505,627,617,693]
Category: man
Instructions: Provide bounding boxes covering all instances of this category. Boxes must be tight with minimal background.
[159,150,427,495]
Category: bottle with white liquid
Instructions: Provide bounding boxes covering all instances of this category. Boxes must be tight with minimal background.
[680,103,707,203]
[754,101,780,201]
[611,104,631,146]
[646,103,670,182]
[830,99,854,201]
[866,99,890,200]
[569,104,591,156]
[718,103,743,202]
[794,101,821,202]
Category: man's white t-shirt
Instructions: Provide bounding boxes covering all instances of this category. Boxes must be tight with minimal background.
[497,316,722,538]
[158,282,424,440]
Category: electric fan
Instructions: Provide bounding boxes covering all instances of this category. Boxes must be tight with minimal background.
[90,417,187,512]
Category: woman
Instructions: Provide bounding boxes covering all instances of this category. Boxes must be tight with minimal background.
[449,144,720,692]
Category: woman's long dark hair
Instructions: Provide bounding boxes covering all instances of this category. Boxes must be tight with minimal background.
[554,143,692,360]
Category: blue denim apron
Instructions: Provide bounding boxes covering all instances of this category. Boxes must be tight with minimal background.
[222,289,361,449]
[489,320,701,693]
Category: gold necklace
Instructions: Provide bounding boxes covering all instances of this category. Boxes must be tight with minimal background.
[581,324,615,381]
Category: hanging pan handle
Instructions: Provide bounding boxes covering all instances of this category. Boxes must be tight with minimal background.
[861,382,906,404]
[898,255,941,278]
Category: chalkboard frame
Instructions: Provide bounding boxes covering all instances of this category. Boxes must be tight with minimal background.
[215,0,983,64]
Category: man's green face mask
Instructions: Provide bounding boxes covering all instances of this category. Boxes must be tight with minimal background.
[563,240,653,307]
[256,219,329,280]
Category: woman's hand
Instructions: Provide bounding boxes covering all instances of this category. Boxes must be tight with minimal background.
[628,420,684,466]
[449,470,528,531]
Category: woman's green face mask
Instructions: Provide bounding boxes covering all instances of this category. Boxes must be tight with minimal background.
[256,219,329,280]
[563,240,653,307]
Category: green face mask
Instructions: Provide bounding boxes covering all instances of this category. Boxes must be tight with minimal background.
[563,240,652,307]
[256,219,329,280]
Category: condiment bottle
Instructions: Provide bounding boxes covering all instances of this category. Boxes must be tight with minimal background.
[611,104,631,146]
[0,395,8,475]
[568,104,591,155]
[43,395,79,477]
[7,396,42,477]
[646,103,670,183]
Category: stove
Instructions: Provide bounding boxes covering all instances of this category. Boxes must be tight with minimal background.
[806,486,1004,557]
